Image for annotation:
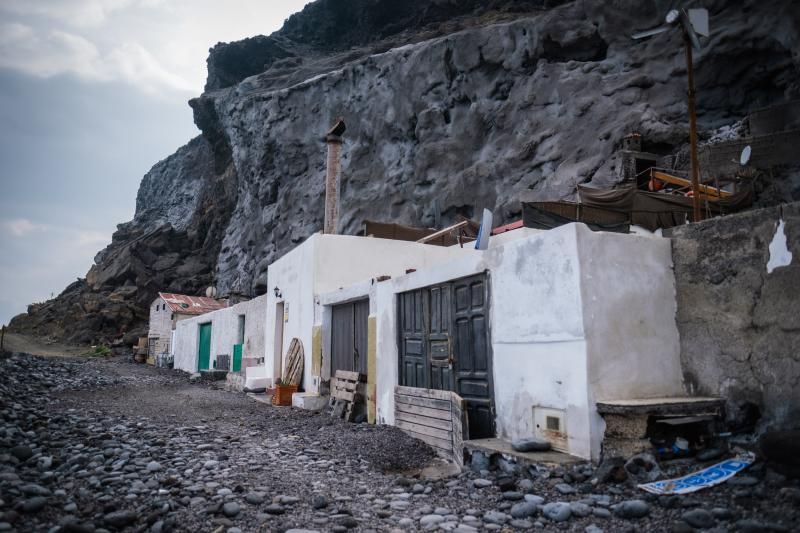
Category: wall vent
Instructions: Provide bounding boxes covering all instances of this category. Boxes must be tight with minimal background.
[533,407,568,452]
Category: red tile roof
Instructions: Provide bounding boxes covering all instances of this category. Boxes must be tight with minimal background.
[158,292,227,316]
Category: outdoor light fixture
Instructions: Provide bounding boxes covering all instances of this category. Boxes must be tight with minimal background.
[273,286,282,299]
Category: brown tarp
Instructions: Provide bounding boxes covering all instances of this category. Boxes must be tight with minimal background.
[522,203,630,233]
[577,185,753,231]
[522,185,753,233]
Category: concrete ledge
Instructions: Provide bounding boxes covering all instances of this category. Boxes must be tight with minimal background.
[292,393,328,411]
[464,438,582,468]
[596,397,724,416]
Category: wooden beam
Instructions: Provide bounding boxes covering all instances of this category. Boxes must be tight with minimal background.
[651,170,732,200]
[395,411,454,431]
[395,393,451,411]
[416,221,469,244]
[396,419,452,441]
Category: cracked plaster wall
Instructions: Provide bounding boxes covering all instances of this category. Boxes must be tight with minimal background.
[668,202,800,431]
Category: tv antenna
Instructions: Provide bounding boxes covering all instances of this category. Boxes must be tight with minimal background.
[633,6,710,222]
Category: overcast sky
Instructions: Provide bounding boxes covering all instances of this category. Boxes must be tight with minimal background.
[0,0,311,327]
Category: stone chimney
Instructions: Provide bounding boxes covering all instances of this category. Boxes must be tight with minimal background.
[324,119,346,235]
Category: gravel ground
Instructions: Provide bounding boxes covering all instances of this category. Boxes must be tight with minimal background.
[1,354,799,533]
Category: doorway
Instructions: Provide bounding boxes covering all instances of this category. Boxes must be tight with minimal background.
[273,302,285,378]
[331,299,369,375]
[198,323,212,371]
[398,274,494,438]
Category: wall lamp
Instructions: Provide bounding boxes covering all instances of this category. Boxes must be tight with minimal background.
[273,286,282,299]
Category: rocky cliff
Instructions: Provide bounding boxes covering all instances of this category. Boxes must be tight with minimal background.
[9,0,800,345]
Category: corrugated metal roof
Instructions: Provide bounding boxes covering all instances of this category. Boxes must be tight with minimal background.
[158,292,227,316]
[491,220,523,235]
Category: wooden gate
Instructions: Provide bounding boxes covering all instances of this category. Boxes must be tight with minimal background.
[397,274,495,439]
[395,386,468,466]
[331,299,369,375]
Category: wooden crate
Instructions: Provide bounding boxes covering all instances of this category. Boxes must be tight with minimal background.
[272,384,298,406]
[329,370,365,422]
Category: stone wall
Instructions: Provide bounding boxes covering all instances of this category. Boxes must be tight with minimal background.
[668,202,800,432]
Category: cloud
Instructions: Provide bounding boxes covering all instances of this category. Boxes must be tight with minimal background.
[0,22,194,93]
[2,218,48,237]
[107,42,196,93]
[0,23,104,80]
[0,0,139,28]
[76,229,111,247]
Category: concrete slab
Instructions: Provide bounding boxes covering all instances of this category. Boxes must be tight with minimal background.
[292,393,328,411]
[596,397,724,416]
[464,438,582,467]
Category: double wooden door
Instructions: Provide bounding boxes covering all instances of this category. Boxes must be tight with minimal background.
[398,274,494,439]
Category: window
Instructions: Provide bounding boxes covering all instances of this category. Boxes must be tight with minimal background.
[237,315,246,344]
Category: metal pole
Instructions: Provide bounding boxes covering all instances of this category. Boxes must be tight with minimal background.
[684,31,702,222]
[324,134,342,234]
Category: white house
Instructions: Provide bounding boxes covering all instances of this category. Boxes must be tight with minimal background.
[168,224,688,463]
[147,293,227,358]
[173,295,268,375]
[316,223,685,461]
[263,233,473,395]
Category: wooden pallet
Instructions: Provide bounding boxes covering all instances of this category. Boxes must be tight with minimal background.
[328,370,365,422]
[281,338,304,387]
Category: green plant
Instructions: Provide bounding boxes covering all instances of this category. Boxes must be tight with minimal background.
[86,345,111,357]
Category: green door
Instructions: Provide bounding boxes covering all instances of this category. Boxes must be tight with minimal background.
[198,323,212,370]
[232,344,243,372]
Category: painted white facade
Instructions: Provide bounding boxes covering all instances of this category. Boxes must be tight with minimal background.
[147,297,192,356]
[173,295,268,373]
[361,223,684,461]
[264,233,474,392]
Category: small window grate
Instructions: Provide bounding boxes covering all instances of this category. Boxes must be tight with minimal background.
[546,416,561,431]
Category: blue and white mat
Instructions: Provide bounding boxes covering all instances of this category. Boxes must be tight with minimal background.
[638,453,755,495]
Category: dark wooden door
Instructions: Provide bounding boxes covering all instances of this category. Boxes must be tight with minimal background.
[397,274,494,439]
[331,299,369,375]
[428,284,453,391]
[399,290,426,387]
[452,275,494,438]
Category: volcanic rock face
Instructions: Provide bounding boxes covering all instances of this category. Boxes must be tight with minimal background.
[9,0,800,343]
[10,137,238,344]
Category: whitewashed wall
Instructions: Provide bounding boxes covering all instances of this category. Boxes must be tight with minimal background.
[373,223,682,461]
[147,297,172,355]
[172,296,268,373]
[576,224,684,457]
[264,233,475,393]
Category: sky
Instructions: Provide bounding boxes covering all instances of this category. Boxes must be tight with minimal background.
[0,0,311,327]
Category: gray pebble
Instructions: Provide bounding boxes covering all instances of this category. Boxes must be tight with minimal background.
[542,502,572,522]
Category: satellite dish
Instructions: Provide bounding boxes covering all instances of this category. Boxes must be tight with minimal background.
[205,286,217,298]
[740,145,752,166]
